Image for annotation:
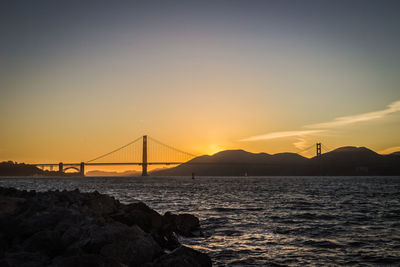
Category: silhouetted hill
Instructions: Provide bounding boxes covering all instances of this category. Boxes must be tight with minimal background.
[86,170,140,177]
[153,147,400,176]
[316,146,379,160]
[154,150,310,176]
[0,161,79,176]
[0,161,41,176]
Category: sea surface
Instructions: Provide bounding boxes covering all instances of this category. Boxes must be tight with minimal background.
[1,176,400,266]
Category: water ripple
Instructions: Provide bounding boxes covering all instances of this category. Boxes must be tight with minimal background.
[1,176,400,266]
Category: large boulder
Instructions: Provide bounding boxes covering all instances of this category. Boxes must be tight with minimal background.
[23,230,64,258]
[111,202,184,250]
[13,207,75,241]
[0,187,212,267]
[163,212,201,237]
[1,251,50,267]
[84,191,120,216]
[111,202,163,233]
[71,222,162,266]
[50,253,123,267]
[0,196,25,215]
[151,245,212,267]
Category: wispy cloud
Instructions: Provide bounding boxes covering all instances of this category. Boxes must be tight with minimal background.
[293,137,312,150]
[240,100,400,147]
[239,130,324,142]
[306,100,400,129]
[378,146,400,155]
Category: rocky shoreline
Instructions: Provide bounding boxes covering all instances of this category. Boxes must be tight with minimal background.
[0,187,212,267]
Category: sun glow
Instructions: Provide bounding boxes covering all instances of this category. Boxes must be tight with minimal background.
[206,144,224,155]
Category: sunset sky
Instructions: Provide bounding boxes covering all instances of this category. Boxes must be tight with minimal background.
[1,0,400,169]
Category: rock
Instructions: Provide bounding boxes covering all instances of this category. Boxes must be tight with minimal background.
[72,222,162,265]
[0,232,7,256]
[23,230,63,258]
[50,253,123,267]
[60,225,82,248]
[0,187,211,267]
[163,212,201,237]
[2,251,50,267]
[175,214,201,236]
[0,196,25,215]
[152,229,180,251]
[15,207,74,240]
[85,191,120,216]
[151,245,212,267]
[100,238,158,266]
[111,202,163,233]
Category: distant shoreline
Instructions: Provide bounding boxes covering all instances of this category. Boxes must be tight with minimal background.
[1,175,400,179]
[2,146,400,177]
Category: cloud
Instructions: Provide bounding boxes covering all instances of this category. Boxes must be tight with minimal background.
[378,146,400,155]
[239,100,400,149]
[239,130,324,142]
[306,100,400,129]
[293,137,312,150]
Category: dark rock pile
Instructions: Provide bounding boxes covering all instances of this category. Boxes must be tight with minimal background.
[0,187,212,267]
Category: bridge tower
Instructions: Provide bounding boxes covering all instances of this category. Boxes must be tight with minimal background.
[142,135,148,176]
[59,162,63,173]
[80,162,85,176]
[316,143,322,157]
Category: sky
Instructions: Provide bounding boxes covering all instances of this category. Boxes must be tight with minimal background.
[1,0,400,169]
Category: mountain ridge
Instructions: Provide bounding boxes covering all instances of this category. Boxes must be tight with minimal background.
[152,146,400,176]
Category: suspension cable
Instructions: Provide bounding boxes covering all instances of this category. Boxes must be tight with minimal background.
[298,143,316,154]
[86,136,142,163]
[321,143,332,152]
[148,136,197,158]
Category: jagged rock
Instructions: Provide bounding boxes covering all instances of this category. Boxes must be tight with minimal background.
[100,238,158,266]
[60,224,82,248]
[111,202,163,233]
[0,196,25,215]
[2,251,50,267]
[50,253,123,267]
[23,230,63,258]
[71,222,162,265]
[15,207,74,239]
[0,187,212,267]
[152,229,181,251]
[151,245,212,267]
[85,191,120,216]
[163,212,201,237]
[0,232,7,255]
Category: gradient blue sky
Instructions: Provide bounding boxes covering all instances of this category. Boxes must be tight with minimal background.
[1,0,400,164]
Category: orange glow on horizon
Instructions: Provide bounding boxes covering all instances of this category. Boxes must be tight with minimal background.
[205,144,224,156]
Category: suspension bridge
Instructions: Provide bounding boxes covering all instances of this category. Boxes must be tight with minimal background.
[33,135,330,176]
[34,135,196,176]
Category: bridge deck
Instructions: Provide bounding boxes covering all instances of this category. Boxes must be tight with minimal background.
[33,162,184,166]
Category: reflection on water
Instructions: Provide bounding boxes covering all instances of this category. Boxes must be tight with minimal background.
[1,176,400,266]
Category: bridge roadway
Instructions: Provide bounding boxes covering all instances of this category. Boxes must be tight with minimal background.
[33,162,186,176]
[34,162,185,166]
[34,161,284,176]
[32,136,326,176]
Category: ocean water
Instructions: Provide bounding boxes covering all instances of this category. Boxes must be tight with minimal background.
[1,176,399,266]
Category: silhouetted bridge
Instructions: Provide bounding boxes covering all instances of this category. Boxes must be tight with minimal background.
[34,135,196,176]
[34,135,330,176]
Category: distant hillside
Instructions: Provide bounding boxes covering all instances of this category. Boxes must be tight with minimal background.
[86,170,140,177]
[152,147,400,176]
[0,161,75,176]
